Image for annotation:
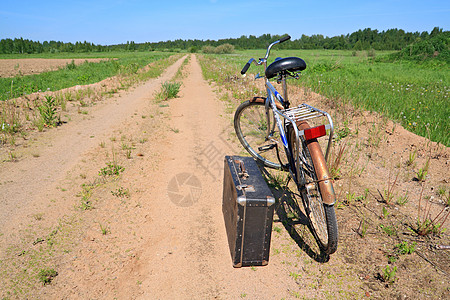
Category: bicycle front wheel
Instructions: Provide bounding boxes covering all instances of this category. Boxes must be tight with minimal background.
[234,99,285,169]
[288,124,338,255]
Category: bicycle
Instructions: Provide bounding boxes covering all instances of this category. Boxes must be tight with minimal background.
[234,35,338,254]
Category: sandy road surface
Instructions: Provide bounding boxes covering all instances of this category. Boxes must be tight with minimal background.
[0,55,298,299]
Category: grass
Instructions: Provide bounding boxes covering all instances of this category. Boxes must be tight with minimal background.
[0,52,172,101]
[199,49,449,146]
[381,265,397,284]
[154,81,181,102]
[99,161,124,177]
[37,268,58,285]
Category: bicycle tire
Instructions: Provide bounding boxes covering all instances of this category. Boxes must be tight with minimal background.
[234,99,285,169]
[288,123,338,254]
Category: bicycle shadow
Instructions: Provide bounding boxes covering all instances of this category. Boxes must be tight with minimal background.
[259,166,330,263]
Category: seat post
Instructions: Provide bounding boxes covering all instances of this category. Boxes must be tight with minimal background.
[282,74,289,108]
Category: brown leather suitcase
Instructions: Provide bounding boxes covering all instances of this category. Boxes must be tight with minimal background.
[222,156,275,267]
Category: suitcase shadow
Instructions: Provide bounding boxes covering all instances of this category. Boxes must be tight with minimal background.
[259,167,330,263]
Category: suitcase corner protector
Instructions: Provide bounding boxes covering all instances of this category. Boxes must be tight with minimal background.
[233,262,242,268]
[237,195,246,206]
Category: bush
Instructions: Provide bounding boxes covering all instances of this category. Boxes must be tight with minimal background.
[202,43,235,54]
[215,43,235,54]
[202,45,216,54]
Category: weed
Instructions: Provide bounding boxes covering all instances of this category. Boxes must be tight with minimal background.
[380,168,400,205]
[170,127,180,133]
[437,186,447,197]
[387,255,397,263]
[335,122,351,141]
[328,143,346,179]
[357,219,368,238]
[38,95,59,127]
[381,265,397,284]
[99,223,110,235]
[416,159,430,182]
[380,224,396,236]
[406,149,417,167]
[78,184,94,210]
[154,81,181,102]
[395,241,416,255]
[355,188,369,203]
[367,120,384,148]
[37,268,58,285]
[100,141,106,148]
[289,272,301,280]
[8,151,17,162]
[416,184,449,236]
[99,162,125,177]
[344,192,356,205]
[382,206,389,219]
[111,187,130,198]
[273,226,282,233]
[396,193,409,206]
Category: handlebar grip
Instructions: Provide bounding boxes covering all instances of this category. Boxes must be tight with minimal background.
[279,35,291,43]
[241,62,251,75]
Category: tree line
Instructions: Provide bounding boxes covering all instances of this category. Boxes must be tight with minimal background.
[0,27,445,54]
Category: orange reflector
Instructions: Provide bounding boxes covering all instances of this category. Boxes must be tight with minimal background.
[304,125,326,140]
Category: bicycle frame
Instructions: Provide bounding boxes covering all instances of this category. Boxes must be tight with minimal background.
[242,37,335,185]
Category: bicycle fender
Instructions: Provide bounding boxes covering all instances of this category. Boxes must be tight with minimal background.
[297,121,336,206]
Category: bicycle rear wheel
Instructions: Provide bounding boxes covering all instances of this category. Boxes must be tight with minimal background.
[288,124,338,254]
[234,99,285,169]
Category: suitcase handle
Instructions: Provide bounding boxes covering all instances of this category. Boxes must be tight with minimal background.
[235,159,249,179]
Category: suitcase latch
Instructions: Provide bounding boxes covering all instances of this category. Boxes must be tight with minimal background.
[237,184,255,192]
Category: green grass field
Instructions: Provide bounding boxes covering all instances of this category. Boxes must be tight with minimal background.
[0,52,173,101]
[201,50,449,146]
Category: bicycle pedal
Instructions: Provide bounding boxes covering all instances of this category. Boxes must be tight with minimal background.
[258,144,276,151]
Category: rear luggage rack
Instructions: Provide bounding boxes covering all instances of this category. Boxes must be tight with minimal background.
[281,104,334,162]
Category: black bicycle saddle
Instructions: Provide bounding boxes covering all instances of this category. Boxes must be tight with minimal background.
[265,57,306,79]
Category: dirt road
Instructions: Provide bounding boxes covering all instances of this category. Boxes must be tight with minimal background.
[0,55,297,299]
[1,54,448,299]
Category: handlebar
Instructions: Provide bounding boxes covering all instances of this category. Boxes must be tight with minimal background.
[279,35,291,43]
[240,35,291,75]
[241,62,251,75]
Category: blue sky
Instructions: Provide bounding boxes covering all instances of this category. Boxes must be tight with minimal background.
[1,0,449,45]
